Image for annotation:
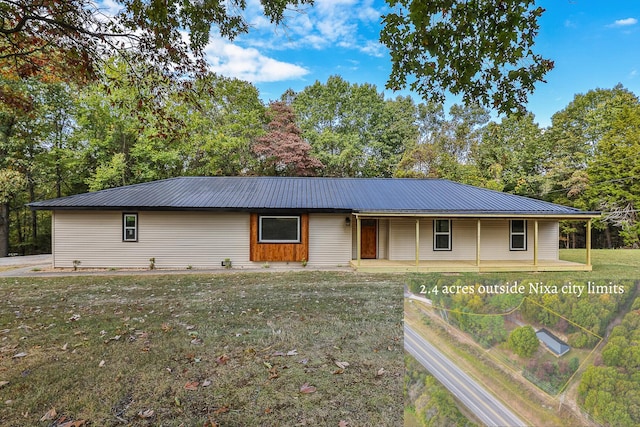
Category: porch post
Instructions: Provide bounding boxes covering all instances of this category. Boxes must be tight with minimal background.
[476,219,481,267]
[415,218,420,268]
[534,220,539,266]
[356,216,362,267]
[586,219,592,267]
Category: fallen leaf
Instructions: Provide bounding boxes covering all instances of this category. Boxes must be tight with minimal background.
[339,421,349,427]
[12,352,27,359]
[69,314,81,321]
[40,407,56,421]
[268,366,279,380]
[184,381,199,391]
[332,369,344,375]
[202,379,212,387]
[190,337,203,345]
[264,407,272,414]
[0,381,8,388]
[272,351,285,357]
[216,354,230,365]
[138,409,155,419]
[213,405,229,415]
[99,360,105,367]
[61,343,68,351]
[286,349,298,356]
[203,418,218,427]
[299,383,316,394]
[335,361,349,369]
[376,368,385,376]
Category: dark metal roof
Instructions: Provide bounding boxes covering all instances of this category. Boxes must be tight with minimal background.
[28,176,599,217]
[536,328,570,356]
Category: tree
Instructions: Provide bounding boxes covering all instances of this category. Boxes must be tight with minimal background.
[587,103,640,247]
[508,325,538,358]
[252,101,323,176]
[0,169,26,257]
[0,0,314,86]
[472,112,546,194]
[542,85,640,248]
[395,102,489,184]
[292,76,416,177]
[381,0,554,114]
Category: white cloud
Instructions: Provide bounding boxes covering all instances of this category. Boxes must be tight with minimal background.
[205,38,309,83]
[241,0,385,55]
[611,17,638,27]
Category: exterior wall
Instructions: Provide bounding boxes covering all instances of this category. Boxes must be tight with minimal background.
[52,211,353,269]
[308,214,352,266]
[385,218,559,262]
[480,219,558,261]
[52,210,251,269]
[378,219,389,259]
[249,213,309,262]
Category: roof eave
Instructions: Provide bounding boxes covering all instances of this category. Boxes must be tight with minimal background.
[354,211,601,219]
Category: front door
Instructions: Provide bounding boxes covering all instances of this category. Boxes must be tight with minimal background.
[361,219,377,259]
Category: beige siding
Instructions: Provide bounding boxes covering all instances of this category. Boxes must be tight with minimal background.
[53,211,250,268]
[308,214,352,266]
[386,218,560,262]
[378,219,389,259]
[479,219,558,261]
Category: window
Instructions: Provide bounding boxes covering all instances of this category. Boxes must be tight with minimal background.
[510,220,527,251]
[433,219,452,251]
[259,216,300,243]
[123,213,138,242]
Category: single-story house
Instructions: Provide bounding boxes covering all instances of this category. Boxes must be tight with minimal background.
[28,176,599,272]
[536,328,571,357]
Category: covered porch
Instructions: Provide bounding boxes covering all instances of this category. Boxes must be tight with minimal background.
[350,213,596,273]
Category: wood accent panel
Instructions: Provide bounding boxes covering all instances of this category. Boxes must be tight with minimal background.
[250,213,309,262]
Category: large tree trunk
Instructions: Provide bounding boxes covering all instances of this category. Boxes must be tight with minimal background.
[604,226,612,249]
[0,203,9,257]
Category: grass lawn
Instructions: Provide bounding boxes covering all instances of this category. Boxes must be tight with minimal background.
[0,271,403,426]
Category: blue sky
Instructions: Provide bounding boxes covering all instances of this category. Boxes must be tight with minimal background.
[198,0,640,128]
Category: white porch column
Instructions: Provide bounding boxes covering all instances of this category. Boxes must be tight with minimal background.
[534,220,539,266]
[415,218,420,267]
[356,216,362,267]
[476,219,481,267]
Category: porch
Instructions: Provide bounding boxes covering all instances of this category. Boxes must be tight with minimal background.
[350,258,592,273]
[351,213,595,273]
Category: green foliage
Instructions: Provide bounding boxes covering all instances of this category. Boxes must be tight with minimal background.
[587,102,640,247]
[291,76,417,177]
[405,355,477,427]
[381,0,553,114]
[578,298,640,427]
[508,326,539,358]
[521,280,633,348]
[396,102,489,182]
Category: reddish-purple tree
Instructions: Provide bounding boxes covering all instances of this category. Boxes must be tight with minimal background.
[252,101,323,176]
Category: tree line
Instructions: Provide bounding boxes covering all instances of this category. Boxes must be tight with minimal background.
[1,60,639,255]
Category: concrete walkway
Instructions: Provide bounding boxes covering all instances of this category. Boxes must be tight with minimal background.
[0,254,51,277]
[0,254,51,267]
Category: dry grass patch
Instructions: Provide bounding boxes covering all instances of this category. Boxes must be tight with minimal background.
[0,271,403,426]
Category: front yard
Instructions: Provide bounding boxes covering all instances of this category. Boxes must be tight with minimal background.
[0,271,403,426]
